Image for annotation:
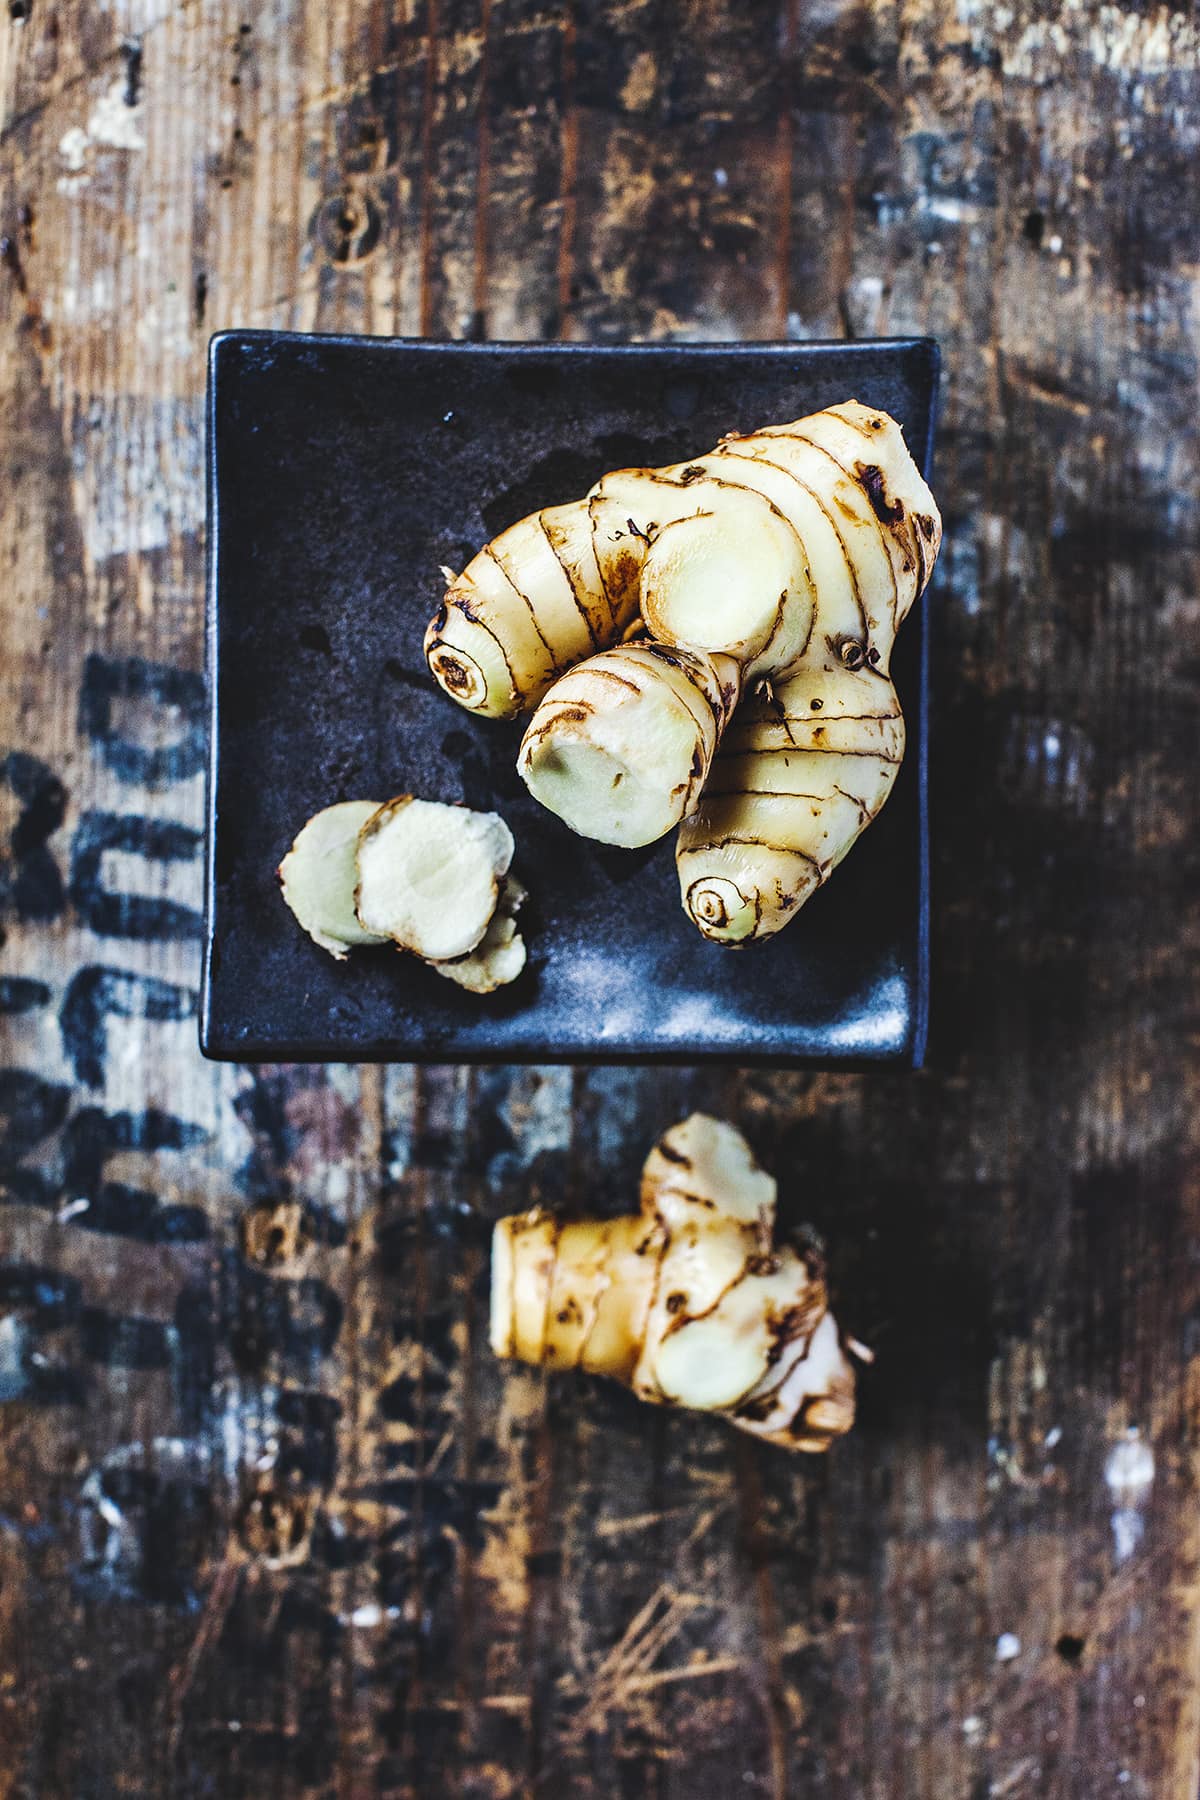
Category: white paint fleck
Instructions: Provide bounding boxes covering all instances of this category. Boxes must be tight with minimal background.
[383,1067,419,1178]
[962,1714,985,1739]
[996,1632,1022,1662]
[58,78,145,199]
[1112,1521,1145,1566]
[1106,1428,1155,1498]
[851,274,884,307]
[149,1438,196,1461]
[713,167,728,188]
[347,1602,385,1628]
[220,1397,246,1479]
[88,78,145,151]
[1044,1425,1063,1448]
[59,127,90,171]
[97,0,174,23]
[327,1063,363,1106]
[919,195,973,223]
[57,1197,91,1222]
[839,271,889,335]
[0,1315,29,1401]
[1106,1427,1154,1563]
[96,1490,126,1531]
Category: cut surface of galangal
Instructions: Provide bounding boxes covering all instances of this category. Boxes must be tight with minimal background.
[278,800,388,959]
[637,483,811,674]
[518,644,739,848]
[431,878,527,993]
[355,796,514,962]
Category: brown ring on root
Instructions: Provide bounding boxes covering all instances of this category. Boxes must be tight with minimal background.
[686,875,753,940]
[427,641,488,709]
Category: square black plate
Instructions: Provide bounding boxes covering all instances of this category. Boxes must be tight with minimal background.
[202,332,938,1066]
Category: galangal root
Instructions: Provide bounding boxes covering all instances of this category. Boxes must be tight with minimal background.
[490,1113,866,1451]
[279,796,526,992]
[425,400,941,944]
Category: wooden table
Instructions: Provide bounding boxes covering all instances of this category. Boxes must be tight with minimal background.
[1,4,1197,1795]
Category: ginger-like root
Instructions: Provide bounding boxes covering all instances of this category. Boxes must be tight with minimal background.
[489,1113,860,1451]
[677,665,905,942]
[590,468,815,675]
[278,800,390,959]
[517,643,741,848]
[280,797,527,991]
[355,796,513,962]
[430,878,527,992]
[424,499,642,719]
[426,401,940,939]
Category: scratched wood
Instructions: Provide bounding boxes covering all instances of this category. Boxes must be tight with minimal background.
[1,2,1198,1796]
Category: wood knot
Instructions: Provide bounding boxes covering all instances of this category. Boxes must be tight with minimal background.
[315,188,382,265]
[236,1485,315,1567]
[239,1199,312,1270]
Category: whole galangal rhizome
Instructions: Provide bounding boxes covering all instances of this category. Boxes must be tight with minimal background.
[425,399,941,946]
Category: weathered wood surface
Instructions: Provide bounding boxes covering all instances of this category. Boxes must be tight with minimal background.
[1,2,1198,1795]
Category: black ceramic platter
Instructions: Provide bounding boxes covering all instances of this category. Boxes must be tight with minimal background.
[202,333,938,1066]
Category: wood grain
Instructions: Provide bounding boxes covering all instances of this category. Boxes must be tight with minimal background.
[2,2,1199,1795]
